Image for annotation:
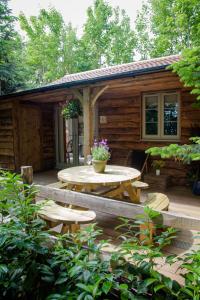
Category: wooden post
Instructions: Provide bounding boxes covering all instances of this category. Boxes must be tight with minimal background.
[71,85,108,161]
[83,87,92,159]
[21,166,33,185]
[72,118,79,166]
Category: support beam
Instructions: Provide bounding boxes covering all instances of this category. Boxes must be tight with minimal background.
[83,87,91,159]
[71,85,108,160]
[71,88,83,105]
[91,85,109,107]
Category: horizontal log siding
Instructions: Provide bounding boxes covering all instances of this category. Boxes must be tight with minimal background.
[41,106,55,170]
[0,102,15,170]
[99,88,200,186]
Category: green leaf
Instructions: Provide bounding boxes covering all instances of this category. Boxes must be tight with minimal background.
[154,284,165,292]
[143,278,157,287]
[102,281,112,294]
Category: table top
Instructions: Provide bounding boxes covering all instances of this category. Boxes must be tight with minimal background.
[58,165,141,186]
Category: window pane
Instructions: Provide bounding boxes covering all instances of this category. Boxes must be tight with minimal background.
[163,94,178,136]
[164,122,177,135]
[164,109,177,122]
[145,96,158,109]
[164,94,178,109]
[146,110,158,122]
[146,123,158,135]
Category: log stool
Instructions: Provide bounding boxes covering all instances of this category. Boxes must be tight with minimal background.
[39,200,96,234]
[131,180,149,202]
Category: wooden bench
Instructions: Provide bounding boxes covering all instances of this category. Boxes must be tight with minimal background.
[46,181,69,189]
[39,200,96,234]
[144,193,169,211]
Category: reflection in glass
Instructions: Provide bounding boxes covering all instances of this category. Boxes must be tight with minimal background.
[146,122,158,135]
[145,96,158,109]
[146,110,158,122]
[164,109,177,122]
[164,122,177,135]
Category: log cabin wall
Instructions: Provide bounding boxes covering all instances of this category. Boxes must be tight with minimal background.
[41,105,55,170]
[18,103,55,172]
[98,72,200,185]
[0,101,16,170]
[0,99,56,172]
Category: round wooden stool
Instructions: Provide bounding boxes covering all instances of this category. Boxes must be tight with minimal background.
[39,200,96,234]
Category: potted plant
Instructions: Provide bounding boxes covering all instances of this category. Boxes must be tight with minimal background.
[152,160,165,176]
[91,139,110,173]
[61,99,82,119]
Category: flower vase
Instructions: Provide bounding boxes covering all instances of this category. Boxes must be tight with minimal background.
[156,169,160,176]
[92,160,107,173]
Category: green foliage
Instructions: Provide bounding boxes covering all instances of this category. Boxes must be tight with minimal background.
[146,137,200,164]
[17,1,136,88]
[179,237,200,300]
[19,9,79,87]
[0,0,26,94]
[80,0,136,69]
[135,0,200,105]
[135,3,153,60]
[135,0,200,58]
[62,99,82,119]
[170,47,200,104]
[0,171,199,299]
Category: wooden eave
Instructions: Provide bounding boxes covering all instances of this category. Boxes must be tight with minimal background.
[0,69,187,104]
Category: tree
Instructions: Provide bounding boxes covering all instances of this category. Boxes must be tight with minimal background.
[19,8,79,87]
[0,0,25,94]
[135,0,200,58]
[80,0,136,69]
[135,0,200,104]
[134,3,153,60]
[171,47,200,106]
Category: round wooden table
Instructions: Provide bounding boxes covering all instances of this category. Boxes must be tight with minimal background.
[58,165,141,203]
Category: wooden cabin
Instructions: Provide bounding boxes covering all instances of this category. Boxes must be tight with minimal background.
[0,54,199,184]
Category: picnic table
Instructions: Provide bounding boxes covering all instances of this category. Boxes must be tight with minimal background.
[57,165,141,203]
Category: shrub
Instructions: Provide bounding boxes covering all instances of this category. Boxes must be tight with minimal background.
[0,171,199,299]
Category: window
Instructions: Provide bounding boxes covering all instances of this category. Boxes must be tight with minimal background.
[142,92,180,140]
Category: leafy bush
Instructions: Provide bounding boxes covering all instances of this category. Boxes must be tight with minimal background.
[0,171,199,299]
[146,137,200,164]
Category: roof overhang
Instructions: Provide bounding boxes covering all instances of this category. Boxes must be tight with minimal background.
[0,64,170,100]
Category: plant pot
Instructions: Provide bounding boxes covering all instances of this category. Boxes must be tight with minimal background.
[156,169,160,176]
[192,180,200,195]
[92,160,107,173]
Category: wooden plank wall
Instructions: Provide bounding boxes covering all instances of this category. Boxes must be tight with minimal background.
[41,105,55,170]
[0,100,56,172]
[98,80,200,185]
[0,101,15,170]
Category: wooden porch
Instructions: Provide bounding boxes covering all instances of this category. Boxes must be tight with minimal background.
[34,169,200,219]
[35,176,200,286]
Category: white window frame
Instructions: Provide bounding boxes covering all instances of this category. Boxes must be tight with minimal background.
[142,92,180,140]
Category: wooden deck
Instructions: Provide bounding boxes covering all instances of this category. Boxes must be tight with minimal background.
[34,170,200,219]
[34,170,200,285]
